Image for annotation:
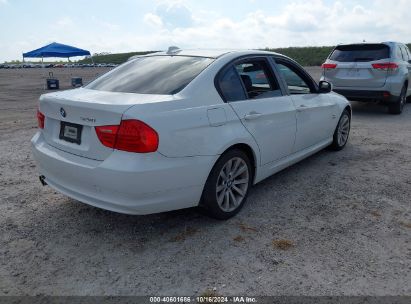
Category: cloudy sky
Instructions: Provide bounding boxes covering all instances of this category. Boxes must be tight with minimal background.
[0,0,410,62]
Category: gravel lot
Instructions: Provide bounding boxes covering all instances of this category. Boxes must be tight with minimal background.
[0,67,410,296]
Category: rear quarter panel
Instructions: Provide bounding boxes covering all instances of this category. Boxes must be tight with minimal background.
[122,98,260,162]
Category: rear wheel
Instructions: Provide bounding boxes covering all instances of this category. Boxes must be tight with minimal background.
[199,149,252,220]
[388,85,407,114]
[330,109,351,151]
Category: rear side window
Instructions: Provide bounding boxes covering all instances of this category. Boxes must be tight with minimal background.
[86,56,214,94]
[396,46,405,60]
[329,44,389,62]
[400,45,409,61]
[217,58,282,102]
[218,66,247,102]
[234,59,281,99]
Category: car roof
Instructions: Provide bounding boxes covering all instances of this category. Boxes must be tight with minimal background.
[139,48,285,59]
[335,41,401,47]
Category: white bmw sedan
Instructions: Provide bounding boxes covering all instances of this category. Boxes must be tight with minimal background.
[31,49,351,219]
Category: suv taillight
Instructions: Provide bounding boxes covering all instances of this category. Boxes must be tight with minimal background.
[95,119,159,153]
[37,109,45,129]
[372,62,399,71]
[321,63,337,69]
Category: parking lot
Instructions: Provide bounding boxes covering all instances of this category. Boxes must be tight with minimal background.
[0,67,410,296]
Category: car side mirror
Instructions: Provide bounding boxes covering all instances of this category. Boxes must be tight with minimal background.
[319,80,332,93]
[408,60,411,64]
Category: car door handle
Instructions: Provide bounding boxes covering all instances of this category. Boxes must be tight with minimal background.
[244,112,263,120]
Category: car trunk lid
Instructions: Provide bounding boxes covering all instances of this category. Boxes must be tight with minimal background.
[39,88,173,161]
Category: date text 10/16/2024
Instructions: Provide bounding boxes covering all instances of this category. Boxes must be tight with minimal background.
[149,296,257,303]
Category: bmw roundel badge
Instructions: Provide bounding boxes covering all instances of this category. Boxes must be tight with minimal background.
[60,107,66,118]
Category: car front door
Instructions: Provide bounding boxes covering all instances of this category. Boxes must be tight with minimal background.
[274,58,338,153]
[217,57,297,166]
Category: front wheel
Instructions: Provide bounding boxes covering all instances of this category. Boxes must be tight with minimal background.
[330,109,351,151]
[199,149,252,220]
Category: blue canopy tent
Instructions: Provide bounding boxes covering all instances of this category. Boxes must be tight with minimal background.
[23,42,91,62]
[23,42,92,90]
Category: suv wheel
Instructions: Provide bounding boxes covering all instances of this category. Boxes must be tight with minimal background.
[388,85,407,114]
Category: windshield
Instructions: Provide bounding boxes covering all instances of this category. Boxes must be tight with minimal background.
[329,44,390,62]
[86,56,214,94]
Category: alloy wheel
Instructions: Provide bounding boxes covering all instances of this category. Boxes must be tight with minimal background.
[216,157,249,212]
[337,114,350,147]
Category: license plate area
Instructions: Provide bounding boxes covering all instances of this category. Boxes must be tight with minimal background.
[59,121,83,145]
[346,68,361,77]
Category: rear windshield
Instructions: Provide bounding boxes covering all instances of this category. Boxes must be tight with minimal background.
[329,44,390,62]
[86,56,214,94]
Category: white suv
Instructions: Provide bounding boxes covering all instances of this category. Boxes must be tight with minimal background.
[321,42,411,114]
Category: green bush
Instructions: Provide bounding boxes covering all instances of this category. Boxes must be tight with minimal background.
[264,46,335,66]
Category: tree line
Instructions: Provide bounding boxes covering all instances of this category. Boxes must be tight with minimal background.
[79,43,411,66]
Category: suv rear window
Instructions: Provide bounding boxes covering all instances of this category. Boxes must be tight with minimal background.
[86,56,214,94]
[329,44,389,62]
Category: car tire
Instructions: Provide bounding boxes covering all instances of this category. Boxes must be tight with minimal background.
[388,85,407,114]
[329,109,351,151]
[199,149,252,220]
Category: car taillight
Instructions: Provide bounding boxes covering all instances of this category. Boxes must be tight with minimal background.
[95,125,118,148]
[372,62,399,71]
[37,109,45,129]
[95,119,159,153]
[321,63,337,69]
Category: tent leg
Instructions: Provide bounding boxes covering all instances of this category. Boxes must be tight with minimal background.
[42,57,46,90]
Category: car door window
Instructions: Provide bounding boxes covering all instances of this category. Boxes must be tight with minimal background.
[234,60,282,99]
[406,47,411,61]
[218,66,247,102]
[400,45,409,61]
[275,61,313,94]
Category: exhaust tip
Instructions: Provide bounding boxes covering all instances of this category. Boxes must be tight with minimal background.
[39,175,47,186]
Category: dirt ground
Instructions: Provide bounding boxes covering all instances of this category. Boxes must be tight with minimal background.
[0,67,410,296]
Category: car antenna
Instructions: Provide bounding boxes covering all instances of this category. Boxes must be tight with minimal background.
[167,46,181,55]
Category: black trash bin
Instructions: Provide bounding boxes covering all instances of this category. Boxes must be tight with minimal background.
[46,71,59,90]
[46,78,59,90]
[71,77,83,87]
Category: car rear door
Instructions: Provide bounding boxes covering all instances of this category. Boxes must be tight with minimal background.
[217,56,297,166]
[274,57,338,152]
[323,44,390,88]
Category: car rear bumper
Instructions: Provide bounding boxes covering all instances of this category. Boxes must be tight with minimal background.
[333,89,398,103]
[31,132,216,215]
